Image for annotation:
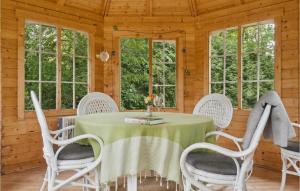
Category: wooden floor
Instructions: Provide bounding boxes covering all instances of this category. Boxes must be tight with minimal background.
[1,167,299,191]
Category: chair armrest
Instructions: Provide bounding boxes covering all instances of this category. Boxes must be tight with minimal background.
[180,142,246,189]
[52,134,104,168]
[206,131,243,152]
[206,131,243,142]
[50,125,76,135]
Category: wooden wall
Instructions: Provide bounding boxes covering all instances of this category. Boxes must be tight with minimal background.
[1,0,104,174]
[195,0,299,170]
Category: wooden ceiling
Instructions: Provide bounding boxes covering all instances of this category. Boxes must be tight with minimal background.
[53,0,255,17]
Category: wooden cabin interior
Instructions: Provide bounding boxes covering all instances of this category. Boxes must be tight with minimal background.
[0,0,299,190]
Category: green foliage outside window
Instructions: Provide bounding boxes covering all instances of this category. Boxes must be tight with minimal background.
[210,22,275,109]
[24,23,88,111]
[120,38,176,110]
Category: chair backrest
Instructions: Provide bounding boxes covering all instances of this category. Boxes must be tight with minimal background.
[77,92,119,116]
[243,104,272,153]
[193,93,233,129]
[30,91,55,161]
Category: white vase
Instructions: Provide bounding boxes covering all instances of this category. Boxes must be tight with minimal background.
[145,105,152,117]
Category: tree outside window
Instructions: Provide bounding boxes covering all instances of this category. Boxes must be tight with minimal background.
[209,20,275,109]
[24,22,89,111]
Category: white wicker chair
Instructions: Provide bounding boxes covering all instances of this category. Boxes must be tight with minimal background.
[77,92,119,116]
[59,92,119,140]
[280,123,300,191]
[193,93,233,130]
[30,91,104,191]
[180,104,272,191]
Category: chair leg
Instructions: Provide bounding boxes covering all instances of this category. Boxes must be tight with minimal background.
[280,157,287,191]
[95,169,100,191]
[40,168,48,191]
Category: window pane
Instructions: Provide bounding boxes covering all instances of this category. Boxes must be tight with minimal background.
[121,38,149,110]
[25,82,39,110]
[165,86,176,107]
[75,84,88,107]
[41,25,57,53]
[165,64,176,85]
[211,83,223,94]
[226,56,237,81]
[75,32,88,56]
[243,25,258,53]
[75,57,88,82]
[242,53,257,80]
[41,83,56,109]
[259,82,274,97]
[260,53,274,80]
[226,29,238,54]
[41,53,56,81]
[226,83,238,107]
[211,57,224,82]
[25,23,40,51]
[153,62,164,85]
[121,38,148,55]
[153,41,163,63]
[259,23,275,52]
[242,82,257,109]
[164,41,176,63]
[210,31,224,56]
[62,54,73,82]
[25,51,39,80]
[61,83,73,109]
[62,29,74,55]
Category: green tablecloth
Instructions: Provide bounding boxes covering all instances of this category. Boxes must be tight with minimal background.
[75,112,216,184]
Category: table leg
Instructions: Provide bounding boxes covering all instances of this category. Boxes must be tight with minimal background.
[127,175,137,191]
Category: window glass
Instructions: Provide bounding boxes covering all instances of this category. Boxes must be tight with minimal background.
[24,23,89,110]
[242,22,275,109]
[121,38,149,110]
[209,28,238,107]
[120,38,177,110]
[209,21,275,109]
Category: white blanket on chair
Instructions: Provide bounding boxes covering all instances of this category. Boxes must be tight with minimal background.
[242,91,296,149]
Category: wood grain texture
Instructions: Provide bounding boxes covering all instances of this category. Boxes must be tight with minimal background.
[1,167,299,191]
[1,0,104,174]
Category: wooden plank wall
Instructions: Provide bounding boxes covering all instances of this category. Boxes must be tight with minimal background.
[1,0,104,174]
[196,0,299,170]
[103,16,198,112]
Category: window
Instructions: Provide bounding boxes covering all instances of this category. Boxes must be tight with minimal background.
[24,22,89,111]
[209,28,238,107]
[209,20,275,109]
[242,22,275,109]
[120,38,177,110]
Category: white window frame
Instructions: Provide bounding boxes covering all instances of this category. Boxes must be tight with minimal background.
[152,40,177,108]
[241,21,275,108]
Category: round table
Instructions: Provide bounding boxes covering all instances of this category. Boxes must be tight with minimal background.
[75,112,216,191]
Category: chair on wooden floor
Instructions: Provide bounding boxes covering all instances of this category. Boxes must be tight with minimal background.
[193,93,233,130]
[180,104,272,191]
[280,123,300,191]
[30,91,104,191]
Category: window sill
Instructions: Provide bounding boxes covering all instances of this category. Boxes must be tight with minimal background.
[23,109,76,119]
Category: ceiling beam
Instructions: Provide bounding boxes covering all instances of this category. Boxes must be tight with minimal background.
[146,0,153,16]
[188,0,197,17]
[103,0,111,16]
[57,0,66,6]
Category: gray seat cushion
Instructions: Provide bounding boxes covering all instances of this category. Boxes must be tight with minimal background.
[57,143,94,160]
[284,141,299,152]
[186,152,242,175]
